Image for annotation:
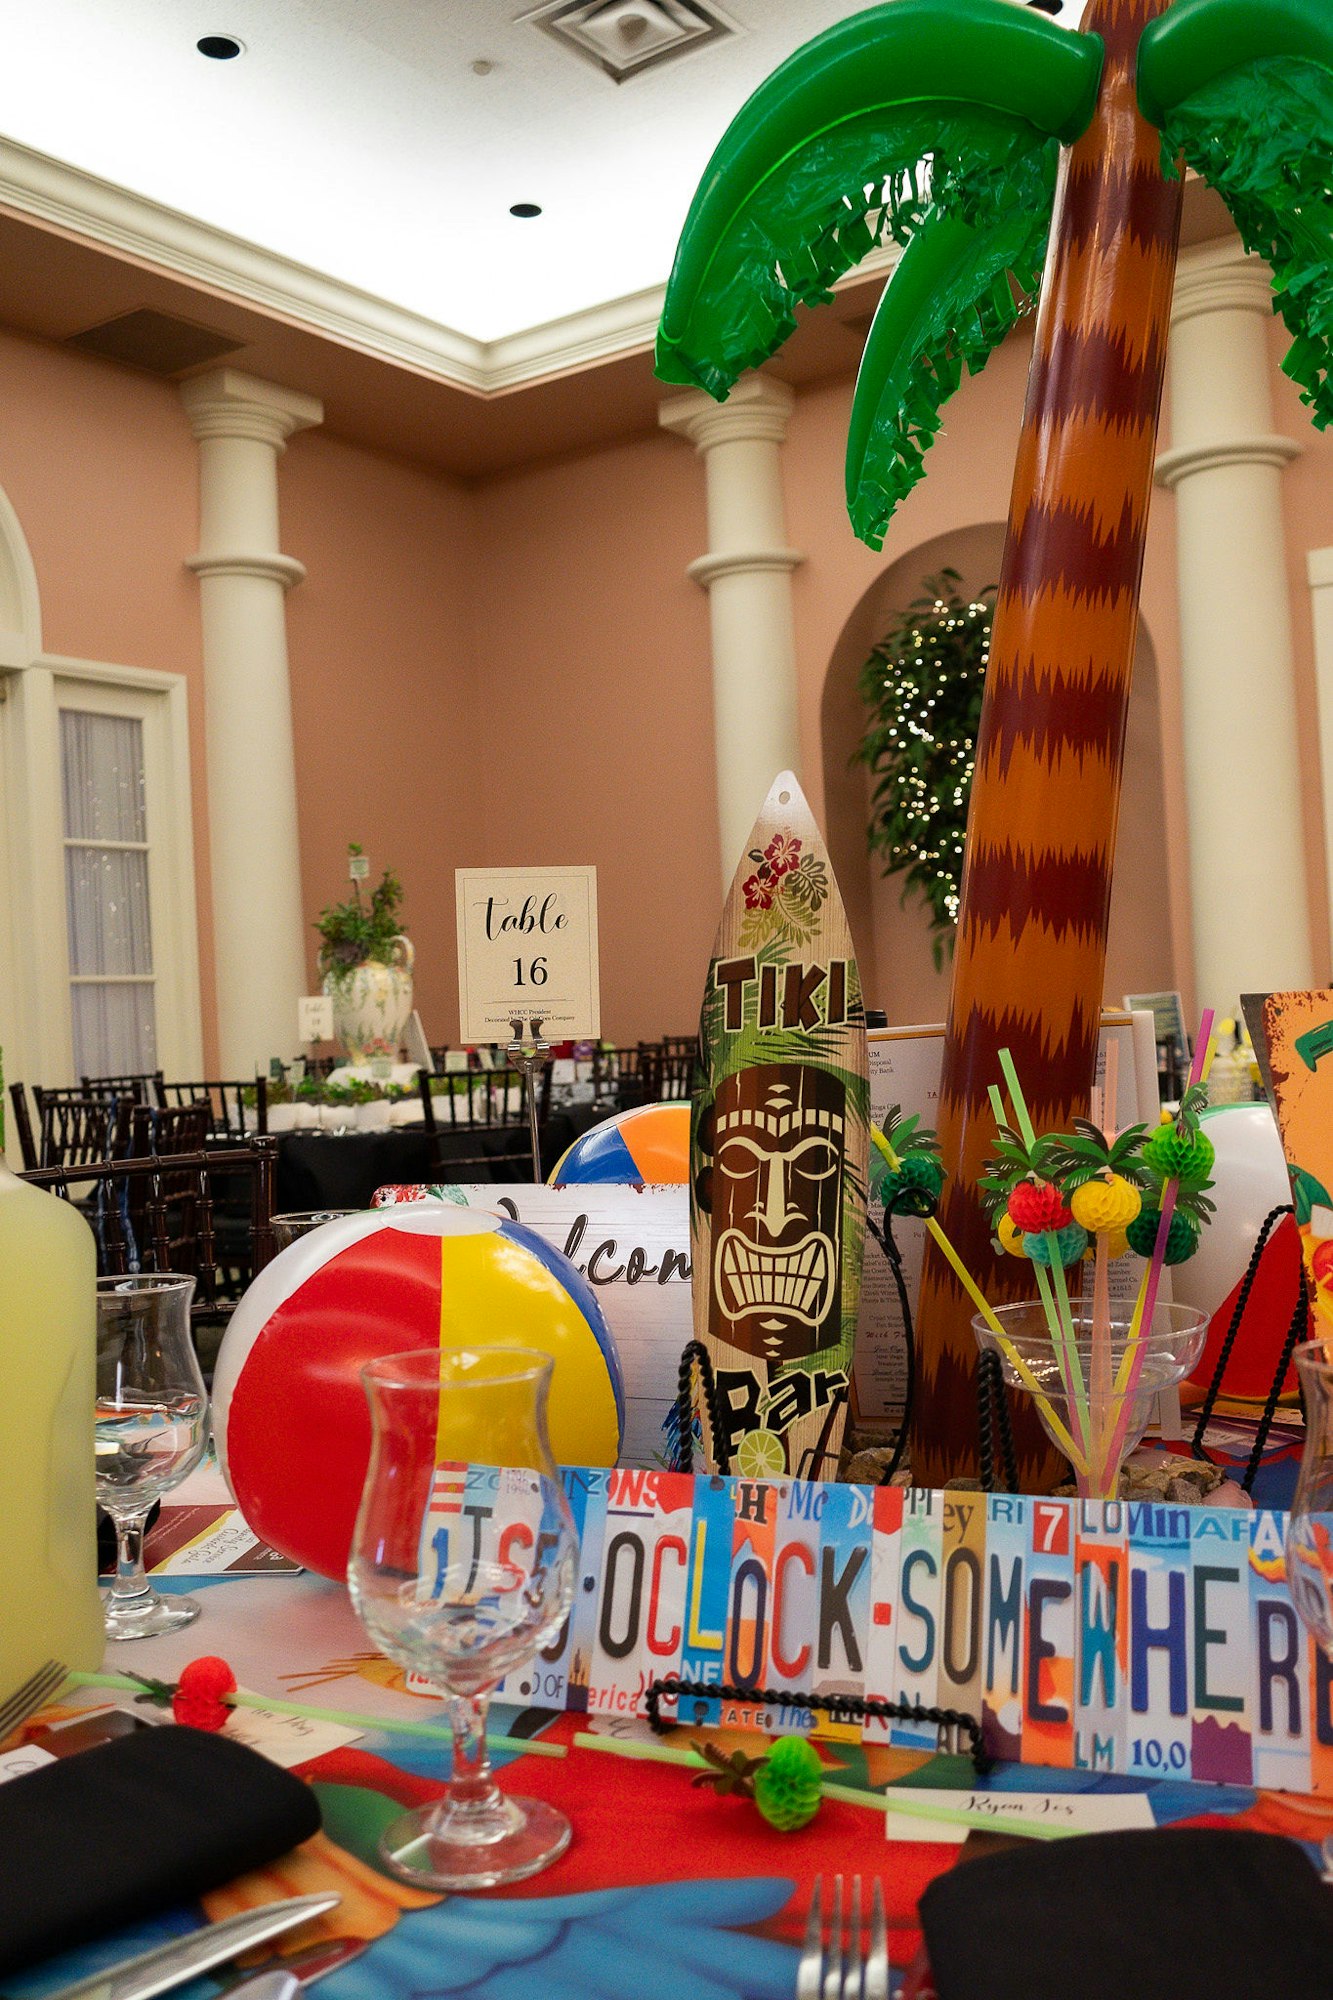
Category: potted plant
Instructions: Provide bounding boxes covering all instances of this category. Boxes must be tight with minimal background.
[315,845,414,1066]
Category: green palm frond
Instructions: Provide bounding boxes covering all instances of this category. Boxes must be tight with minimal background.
[1139,0,1333,428]
[881,1103,941,1159]
[978,1122,1060,1217]
[657,0,1102,402]
[847,194,1052,547]
[1175,1186,1218,1226]
[1046,1119,1151,1189]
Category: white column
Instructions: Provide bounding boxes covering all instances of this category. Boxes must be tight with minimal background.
[181,369,322,1075]
[1155,241,1311,1008]
[659,374,805,876]
[1307,547,1333,950]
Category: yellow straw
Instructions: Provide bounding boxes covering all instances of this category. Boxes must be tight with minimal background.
[872,1113,1088,1471]
[924,1214,1088,1473]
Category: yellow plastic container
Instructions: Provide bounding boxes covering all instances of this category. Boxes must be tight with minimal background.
[0,1161,104,1710]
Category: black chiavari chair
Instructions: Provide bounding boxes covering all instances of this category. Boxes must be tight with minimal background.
[80,1071,162,1104]
[31,1091,130,1171]
[417,1063,551,1179]
[22,1137,279,1375]
[154,1075,267,1140]
[6,1082,38,1170]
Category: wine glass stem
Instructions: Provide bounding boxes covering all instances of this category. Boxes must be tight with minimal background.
[111,1510,152,1603]
[448,1693,500,1810]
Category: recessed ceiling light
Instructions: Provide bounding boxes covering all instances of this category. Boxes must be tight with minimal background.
[510,203,543,219]
[197,34,244,60]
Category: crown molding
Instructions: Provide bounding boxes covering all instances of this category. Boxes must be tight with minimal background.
[0,137,899,397]
[0,139,489,387]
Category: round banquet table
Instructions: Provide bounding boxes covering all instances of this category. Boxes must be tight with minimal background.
[13,1462,1333,2000]
[274,1108,602,1211]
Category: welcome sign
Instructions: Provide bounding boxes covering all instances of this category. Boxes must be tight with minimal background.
[435,1464,1331,1796]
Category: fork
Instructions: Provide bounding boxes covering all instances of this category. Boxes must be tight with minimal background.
[797,1874,889,2000]
[0,1658,67,1745]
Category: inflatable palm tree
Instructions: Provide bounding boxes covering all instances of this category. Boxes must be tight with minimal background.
[658,0,1333,1483]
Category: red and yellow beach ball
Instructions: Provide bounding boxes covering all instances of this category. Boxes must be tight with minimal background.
[213,1206,622,1579]
[549,1101,689,1185]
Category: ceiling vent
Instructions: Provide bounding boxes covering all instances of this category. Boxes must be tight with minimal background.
[528,1,739,82]
[64,309,244,377]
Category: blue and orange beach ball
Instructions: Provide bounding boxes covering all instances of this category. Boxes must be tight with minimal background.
[549,1101,689,1185]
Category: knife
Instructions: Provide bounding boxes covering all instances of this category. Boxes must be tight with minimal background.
[41,1895,341,2000]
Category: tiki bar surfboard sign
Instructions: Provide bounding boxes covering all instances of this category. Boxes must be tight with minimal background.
[691,771,869,1481]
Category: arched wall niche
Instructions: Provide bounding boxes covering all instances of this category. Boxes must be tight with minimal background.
[820,521,1178,1024]
[0,476,41,667]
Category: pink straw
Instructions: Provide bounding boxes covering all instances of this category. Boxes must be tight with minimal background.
[1101,1008,1215,1479]
[1089,1048,1117,1489]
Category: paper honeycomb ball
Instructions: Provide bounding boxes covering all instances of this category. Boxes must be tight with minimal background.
[1069,1174,1142,1235]
[1024,1222,1089,1267]
[882,1152,946,1216]
[1125,1205,1200,1266]
[1142,1125,1216,1189]
[1006,1180,1073,1233]
[549,1101,689,1185]
[212,1206,623,1580]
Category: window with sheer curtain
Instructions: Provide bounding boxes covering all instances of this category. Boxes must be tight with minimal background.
[60,708,157,1078]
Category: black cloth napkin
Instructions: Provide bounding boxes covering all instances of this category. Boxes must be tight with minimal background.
[919,1826,1333,2000]
[0,1725,321,1976]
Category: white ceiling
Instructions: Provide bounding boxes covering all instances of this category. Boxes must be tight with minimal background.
[2,0,1088,346]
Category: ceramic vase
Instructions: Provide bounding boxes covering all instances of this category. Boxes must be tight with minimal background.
[325,936,414,1064]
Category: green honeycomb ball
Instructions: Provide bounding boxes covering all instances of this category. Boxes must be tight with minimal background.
[752,1735,824,1832]
[885,1153,945,1216]
[1142,1127,1215,1189]
[1125,1205,1199,1265]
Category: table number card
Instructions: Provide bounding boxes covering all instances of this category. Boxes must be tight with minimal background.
[455,866,600,1044]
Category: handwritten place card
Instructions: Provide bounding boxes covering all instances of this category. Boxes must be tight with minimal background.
[222,1699,362,1769]
[455,867,600,1044]
[883,1788,1155,1846]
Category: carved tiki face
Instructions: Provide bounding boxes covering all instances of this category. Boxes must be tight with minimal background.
[708,1062,845,1363]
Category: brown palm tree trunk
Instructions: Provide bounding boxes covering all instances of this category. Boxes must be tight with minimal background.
[912,0,1183,1488]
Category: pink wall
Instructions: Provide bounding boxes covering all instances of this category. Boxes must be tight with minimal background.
[5,274,1333,1070]
[468,431,719,1044]
[280,430,477,1041]
[0,328,482,1069]
[0,327,219,1064]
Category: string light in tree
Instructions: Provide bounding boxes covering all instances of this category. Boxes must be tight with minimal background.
[855,568,994,964]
